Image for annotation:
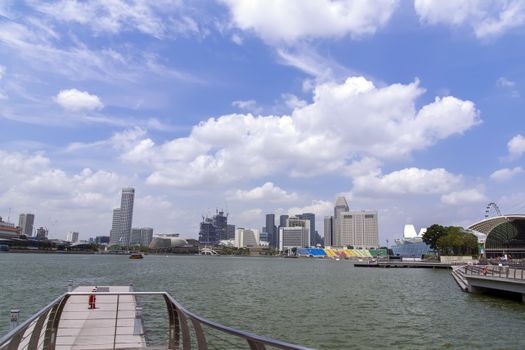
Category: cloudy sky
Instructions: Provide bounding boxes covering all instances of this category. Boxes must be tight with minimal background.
[1,0,525,243]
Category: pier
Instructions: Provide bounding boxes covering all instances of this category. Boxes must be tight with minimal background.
[0,286,310,350]
[354,260,452,269]
[452,265,525,302]
[56,286,145,349]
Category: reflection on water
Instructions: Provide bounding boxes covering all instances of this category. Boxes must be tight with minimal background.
[1,254,525,349]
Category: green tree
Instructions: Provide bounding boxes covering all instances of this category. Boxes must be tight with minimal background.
[436,228,479,256]
[422,224,447,250]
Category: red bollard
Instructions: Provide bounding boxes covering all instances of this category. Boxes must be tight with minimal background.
[88,288,97,309]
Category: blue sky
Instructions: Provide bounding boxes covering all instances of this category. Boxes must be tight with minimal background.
[1,0,525,243]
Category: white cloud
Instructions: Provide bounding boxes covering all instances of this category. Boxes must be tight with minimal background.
[353,167,463,195]
[117,76,479,188]
[414,0,525,38]
[441,188,487,205]
[507,134,525,160]
[231,33,243,45]
[55,89,104,111]
[31,0,193,39]
[0,65,5,80]
[287,200,333,218]
[497,77,519,97]
[497,77,516,88]
[0,150,123,231]
[276,46,353,81]
[344,157,382,177]
[230,182,298,202]
[222,0,399,43]
[490,167,524,181]
[232,99,263,114]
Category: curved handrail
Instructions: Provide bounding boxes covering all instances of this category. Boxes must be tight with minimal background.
[1,291,312,350]
[0,292,67,349]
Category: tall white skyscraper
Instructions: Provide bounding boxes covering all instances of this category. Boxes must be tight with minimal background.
[109,188,135,246]
[18,213,35,237]
[66,231,79,243]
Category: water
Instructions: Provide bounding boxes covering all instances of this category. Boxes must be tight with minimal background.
[1,253,525,349]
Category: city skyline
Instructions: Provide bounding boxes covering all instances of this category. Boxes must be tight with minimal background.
[1,2,524,243]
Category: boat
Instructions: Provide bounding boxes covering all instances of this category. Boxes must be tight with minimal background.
[129,252,143,259]
[0,285,311,350]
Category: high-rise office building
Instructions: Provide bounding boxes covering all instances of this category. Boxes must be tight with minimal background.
[235,228,260,248]
[298,213,315,246]
[279,226,309,251]
[338,211,379,248]
[109,188,135,246]
[279,215,288,228]
[66,231,79,243]
[266,214,277,249]
[130,227,154,246]
[227,224,236,240]
[119,188,135,246]
[199,217,216,245]
[109,208,121,245]
[333,196,349,246]
[36,227,48,240]
[213,210,228,241]
[285,216,310,246]
[324,216,333,246]
[18,213,35,237]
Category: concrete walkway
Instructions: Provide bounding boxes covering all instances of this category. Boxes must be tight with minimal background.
[56,286,146,350]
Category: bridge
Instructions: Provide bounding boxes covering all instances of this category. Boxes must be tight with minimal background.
[199,247,218,255]
[452,265,525,302]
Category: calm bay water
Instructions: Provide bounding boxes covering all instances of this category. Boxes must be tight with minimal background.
[1,253,525,349]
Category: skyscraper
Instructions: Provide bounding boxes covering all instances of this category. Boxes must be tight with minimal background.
[338,211,379,248]
[130,227,153,246]
[324,216,333,246]
[298,213,315,246]
[279,215,288,228]
[66,231,79,243]
[109,208,121,245]
[333,196,349,246]
[266,214,277,249]
[279,216,310,251]
[109,188,135,246]
[18,213,35,237]
[199,217,216,245]
[213,210,228,241]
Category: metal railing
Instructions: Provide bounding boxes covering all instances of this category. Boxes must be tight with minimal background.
[464,265,525,281]
[0,291,312,350]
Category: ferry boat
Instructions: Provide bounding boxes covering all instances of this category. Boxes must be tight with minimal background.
[129,252,143,259]
[0,285,311,350]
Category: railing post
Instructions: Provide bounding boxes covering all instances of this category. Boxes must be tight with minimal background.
[133,306,144,336]
[68,280,73,292]
[113,294,120,350]
[9,310,19,331]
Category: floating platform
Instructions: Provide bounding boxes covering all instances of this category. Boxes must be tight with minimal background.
[56,286,145,350]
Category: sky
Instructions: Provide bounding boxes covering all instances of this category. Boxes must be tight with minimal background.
[1,0,525,244]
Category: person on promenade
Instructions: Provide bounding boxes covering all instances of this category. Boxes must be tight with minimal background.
[88,287,97,309]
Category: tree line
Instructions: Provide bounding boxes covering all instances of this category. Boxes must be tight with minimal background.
[422,224,479,256]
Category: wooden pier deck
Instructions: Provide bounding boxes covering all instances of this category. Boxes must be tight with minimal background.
[56,286,146,350]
